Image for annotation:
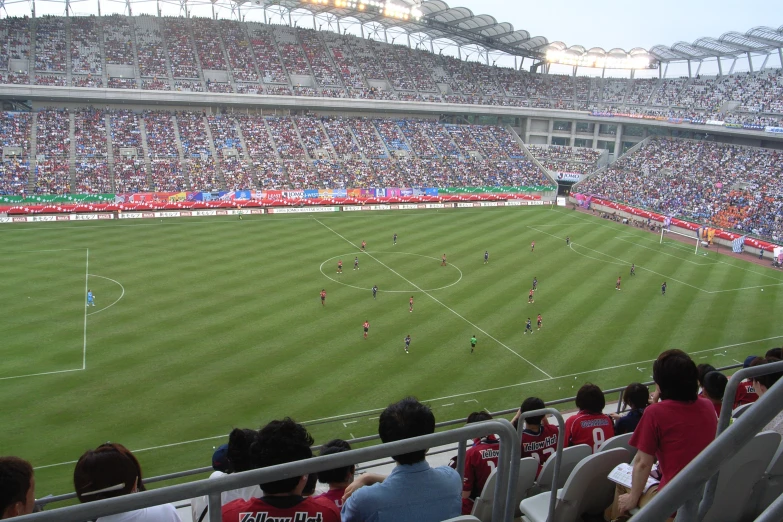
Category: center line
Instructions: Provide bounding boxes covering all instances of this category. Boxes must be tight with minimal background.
[313,218,553,379]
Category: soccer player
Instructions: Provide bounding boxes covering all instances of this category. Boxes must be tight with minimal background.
[532,277,538,292]
[337,260,343,274]
[528,289,534,304]
[361,240,366,252]
[537,314,542,330]
[524,318,533,334]
[354,257,359,270]
[616,276,622,290]
[393,233,397,245]
[566,236,570,246]
[531,241,535,252]
[564,383,615,452]
[470,335,477,353]
[484,251,489,264]
[238,209,243,220]
[404,334,411,354]
[372,285,378,299]
[409,296,414,313]
[363,320,370,339]
[87,289,95,307]
[441,254,447,266]
[630,263,636,276]
[320,289,326,306]
[661,281,667,296]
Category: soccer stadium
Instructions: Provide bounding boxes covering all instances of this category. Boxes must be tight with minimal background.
[0,0,782,520]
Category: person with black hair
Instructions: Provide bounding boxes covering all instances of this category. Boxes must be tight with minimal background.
[0,457,35,519]
[314,440,354,508]
[222,418,340,522]
[701,371,728,417]
[451,412,498,515]
[564,383,614,452]
[606,349,717,521]
[342,397,461,522]
[732,355,760,409]
[766,347,782,360]
[752,357,783,435]
[512,397,558,475]
[191,429,262,522]
[696,364,716,389]
[609,383,649,435]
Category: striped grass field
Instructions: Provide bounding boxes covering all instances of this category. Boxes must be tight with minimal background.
[1,206,781,498]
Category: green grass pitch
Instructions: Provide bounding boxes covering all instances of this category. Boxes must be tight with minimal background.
[1,206,780,498]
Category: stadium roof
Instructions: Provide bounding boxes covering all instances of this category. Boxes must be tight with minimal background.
[649,25,783,62]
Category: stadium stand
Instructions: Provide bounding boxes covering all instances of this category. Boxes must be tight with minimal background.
[577,137,783,242]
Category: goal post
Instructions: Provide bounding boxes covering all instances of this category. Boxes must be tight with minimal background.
[660,227,701,255]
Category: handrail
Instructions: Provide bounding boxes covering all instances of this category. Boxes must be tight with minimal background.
[633,360,783,522]
[697,360,783,521]
[19,420,520,522]
[33,363,742,508]
[516,408,566,522]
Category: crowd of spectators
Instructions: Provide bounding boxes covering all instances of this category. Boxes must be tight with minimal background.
[135,16,168,79]
[34,16,66,73]
[0,111,31,195]
[528,143,603,175]
[267,117,306,160]
[103,15,134,66]
[191,18,227,71]
[246,23,287,85]
[34,74,66,86]
[299,29,340,87]
[74,159,111,193]
[163,17,199,79]
[578,137,783,241]
[220,20,258,83]
[70,17,103,76]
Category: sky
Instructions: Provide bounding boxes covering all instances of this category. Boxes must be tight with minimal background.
[4,0,781,77]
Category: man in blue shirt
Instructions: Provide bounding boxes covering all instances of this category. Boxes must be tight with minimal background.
[341,397,461,522]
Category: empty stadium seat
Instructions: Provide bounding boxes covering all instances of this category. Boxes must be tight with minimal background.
[471,457,538,522]
[530,444,592,495]
[441,516,481,522]
[742,433,783,521]
[519,447,630,522]
[598,433,636,461]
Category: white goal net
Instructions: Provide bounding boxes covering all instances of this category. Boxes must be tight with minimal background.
[660,227,702,255]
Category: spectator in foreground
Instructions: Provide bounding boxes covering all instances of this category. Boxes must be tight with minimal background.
[701,371,728,417]
[454,411,499,514]
[751,357,783,435]
[0,457,35,519]
[191,429,262,522]
[221,419,340,522]
[733,356,760,409]
[512,397,558,475]
[609,383,649,435]
[341,397,461,522]
[565,383,615,452]
[315,439,354,508]
[605,349,717,521]
[73,443,181,522]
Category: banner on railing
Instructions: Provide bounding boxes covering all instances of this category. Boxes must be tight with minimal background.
[765,126,783,134]
[555,173,582,182]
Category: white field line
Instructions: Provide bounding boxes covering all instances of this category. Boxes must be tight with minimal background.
[613,236,715,266]
[530,226,709,293]
[313,218,553,379]
[83,249,89,370]
[0,368,83,382]
[33,333,783,470]
[86,275,126,316]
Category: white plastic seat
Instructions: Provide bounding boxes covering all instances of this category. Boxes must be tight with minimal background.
[471,457,538,522]
[598,433,637,461]
[531,444,592,494]
[441,516,481,522]
[519,447,630,522]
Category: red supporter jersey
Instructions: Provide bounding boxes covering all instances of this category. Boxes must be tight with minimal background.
[564,411,615,452]
[733,379,759,409]
[461,436,500,513]
[521,423,559,475]
[222,496,340,522]
[314,488,345,509]
[629,397,717,490]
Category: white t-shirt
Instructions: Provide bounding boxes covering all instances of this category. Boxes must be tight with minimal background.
[190,471,263,522]
[97,504,181,522]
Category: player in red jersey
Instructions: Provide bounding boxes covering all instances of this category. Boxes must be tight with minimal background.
[361,240,366,251]
[531,241,535,252]
[363,320,370,339]
[513,397,558,476]
[616,276,622,290]
[320,289,326,306]
[528,289,534,304]
[337,260,343,274]
[537,314,542,330]
[409,296,414,312]
[221,419,341,522]
[441,254,447,266]
[564,383,615,452]
[448,411,499,515]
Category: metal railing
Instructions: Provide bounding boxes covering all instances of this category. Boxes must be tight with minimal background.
[633,360,783,522]
[34,363,743,510]
[18,420,521,522]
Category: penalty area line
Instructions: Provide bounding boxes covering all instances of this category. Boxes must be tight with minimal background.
[313,217,553,379]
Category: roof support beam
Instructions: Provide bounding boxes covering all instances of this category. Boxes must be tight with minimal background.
[695,60,702,76]
[747,51,754,72]
[779,48,783,69]
[760,53,770,70]
[687,59,691,78]
[717,57,723,76]
[729,57,737,74]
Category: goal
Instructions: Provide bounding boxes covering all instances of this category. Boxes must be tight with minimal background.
[660,227,702,255]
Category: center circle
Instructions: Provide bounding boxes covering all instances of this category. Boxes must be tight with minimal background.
[319,251,463,293]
